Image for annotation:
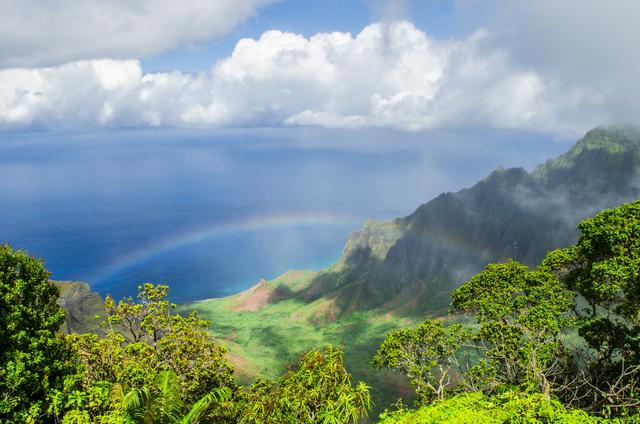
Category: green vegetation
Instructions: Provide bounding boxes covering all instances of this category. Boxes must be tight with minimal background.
[240,347,371,423]
[372,320,469,402]
[451,260,573,396]
[533,126,640,175]
[47,283,239,423]
[6,199,635,422]
[8,199,640,422]
[542,200,640,412]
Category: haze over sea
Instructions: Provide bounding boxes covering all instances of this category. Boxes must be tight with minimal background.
[0,128,566,303]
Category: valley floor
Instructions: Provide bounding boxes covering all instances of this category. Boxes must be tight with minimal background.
[181,270,431,411]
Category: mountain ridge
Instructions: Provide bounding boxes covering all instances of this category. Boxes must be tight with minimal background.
[222,126,640,319]
[177,127,639,407]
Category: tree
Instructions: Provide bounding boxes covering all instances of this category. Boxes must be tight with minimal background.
[103,283,173,344]
[240,347,371,424]
[101,284,234,401]
[373,262,573,404]
[452,260,573,397]
[0,244,71,423]
[372,319,469,403]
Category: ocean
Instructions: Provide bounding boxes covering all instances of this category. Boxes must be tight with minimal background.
[0,128,567,303]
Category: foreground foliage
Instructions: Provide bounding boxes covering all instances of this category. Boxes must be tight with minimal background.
[542,200,640,412]
[372,320,469,403]
[240,347,370,423]
[452,260,574,396]
[378,390,610,424]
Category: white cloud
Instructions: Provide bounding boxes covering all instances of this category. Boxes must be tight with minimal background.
[0,20,628,135]
[0,0,273,68]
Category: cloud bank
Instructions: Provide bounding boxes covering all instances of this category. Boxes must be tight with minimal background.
[0,19,633,136]
[0,0,273,68]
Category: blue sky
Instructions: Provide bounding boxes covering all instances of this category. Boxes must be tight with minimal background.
[0,0,638,137]
[141,1,479,73]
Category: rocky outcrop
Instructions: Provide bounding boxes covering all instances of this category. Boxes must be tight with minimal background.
[54,281,104,334]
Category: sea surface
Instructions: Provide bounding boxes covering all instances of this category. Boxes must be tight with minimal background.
[0,128,567,303]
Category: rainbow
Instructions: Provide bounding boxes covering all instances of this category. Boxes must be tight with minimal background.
[91,212,360,285]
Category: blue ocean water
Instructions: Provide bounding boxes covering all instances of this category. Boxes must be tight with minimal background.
[0,128,567,303]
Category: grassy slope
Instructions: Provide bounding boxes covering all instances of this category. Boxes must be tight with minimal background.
[180,270,422,410]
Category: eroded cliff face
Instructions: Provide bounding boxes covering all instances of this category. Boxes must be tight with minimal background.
[336,219,405,269]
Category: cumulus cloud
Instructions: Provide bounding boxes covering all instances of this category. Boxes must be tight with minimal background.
[0,20,628,135]
[0,0,273,68]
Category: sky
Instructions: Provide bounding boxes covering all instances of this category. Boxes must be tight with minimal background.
[0,0,638,138]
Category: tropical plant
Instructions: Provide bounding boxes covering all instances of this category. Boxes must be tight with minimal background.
[111,370,232,424]
[377,389,605,423]
[372,319,470,403]
[373,201,640,418]
[451,260,574,396]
